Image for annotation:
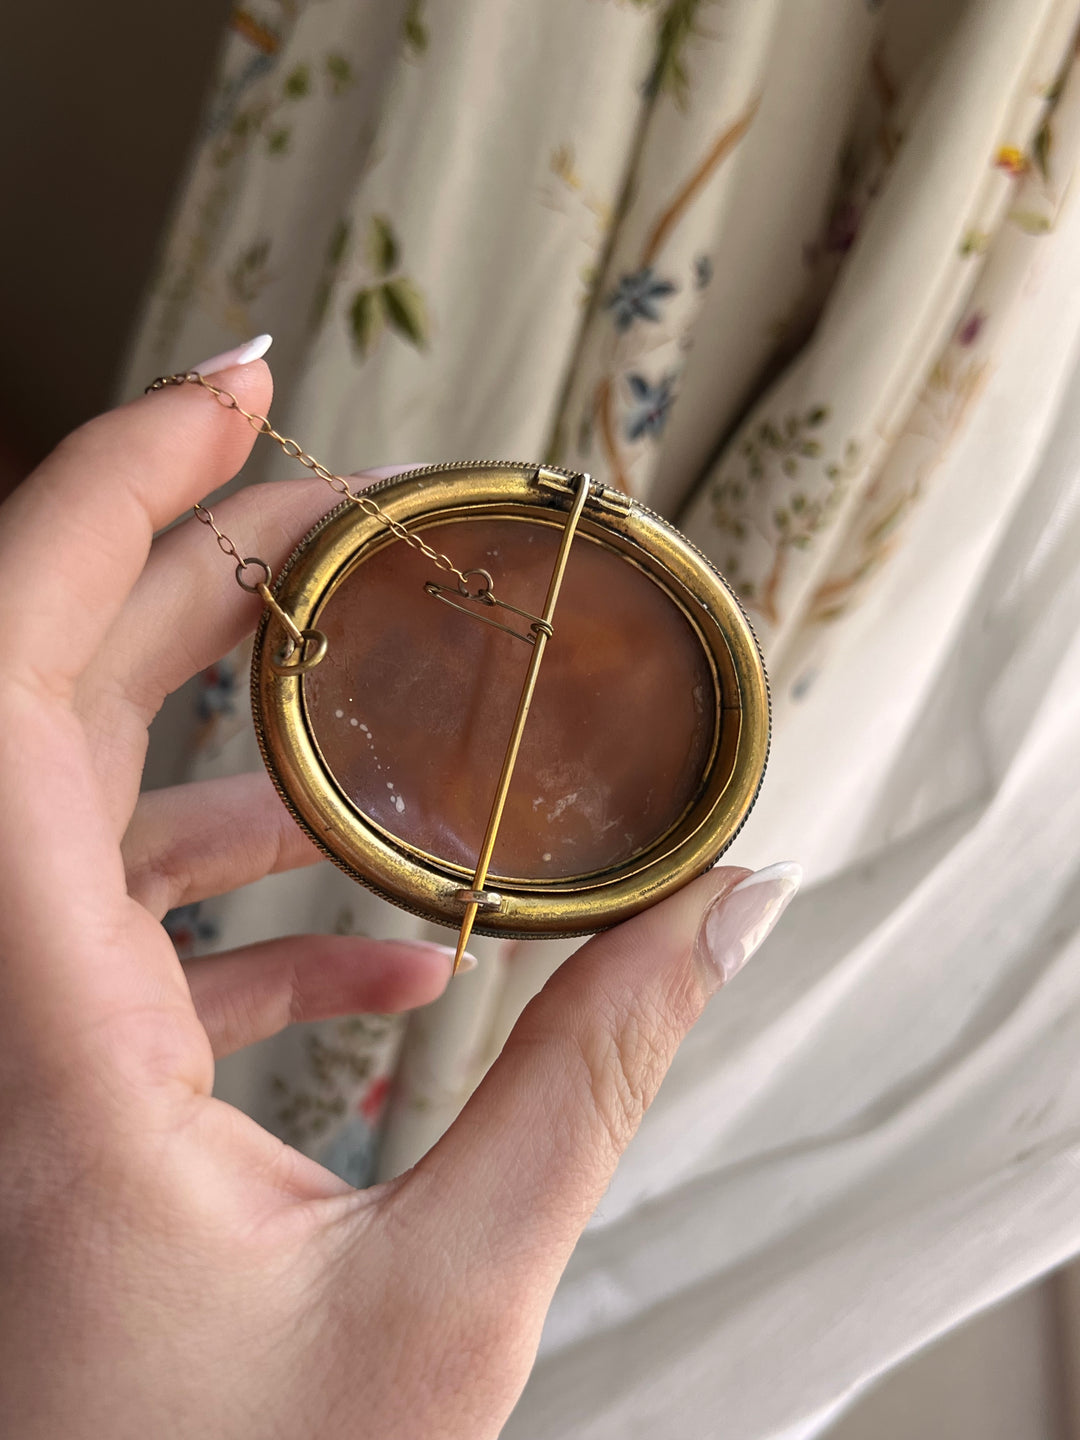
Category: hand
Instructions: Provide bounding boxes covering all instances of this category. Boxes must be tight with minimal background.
[0,355,799,1438]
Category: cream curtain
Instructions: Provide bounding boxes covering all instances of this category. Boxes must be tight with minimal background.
[122,1,1080,1432]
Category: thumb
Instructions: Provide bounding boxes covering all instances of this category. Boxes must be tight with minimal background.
[398,861,800,1294]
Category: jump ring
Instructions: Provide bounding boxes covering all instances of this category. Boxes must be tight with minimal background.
[270,628,329,674]
[235,556,272,592]
[457,568,494,599]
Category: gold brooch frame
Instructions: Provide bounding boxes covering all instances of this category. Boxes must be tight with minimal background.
[251,461,771,940]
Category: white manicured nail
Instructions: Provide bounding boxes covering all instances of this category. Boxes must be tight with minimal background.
[695,862,802,993]
[428,944,478,974]
[189,333,273,375]
[382,939,478,973]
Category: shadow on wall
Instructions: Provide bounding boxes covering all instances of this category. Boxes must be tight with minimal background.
[0,0,230,483]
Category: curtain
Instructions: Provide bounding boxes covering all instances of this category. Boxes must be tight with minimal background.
[122,1,1080,1433]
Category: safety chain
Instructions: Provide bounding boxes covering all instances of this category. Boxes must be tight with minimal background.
[147,369,478,671]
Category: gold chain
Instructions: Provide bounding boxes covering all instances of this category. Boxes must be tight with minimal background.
[147,370,474,593]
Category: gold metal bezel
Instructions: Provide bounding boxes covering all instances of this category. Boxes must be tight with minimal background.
[251,463,770,938]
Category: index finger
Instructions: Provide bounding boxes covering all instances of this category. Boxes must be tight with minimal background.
[0,359,272,692]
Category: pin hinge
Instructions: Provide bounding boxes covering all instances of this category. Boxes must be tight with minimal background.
[454,888,504,912]
[535,466,633,517]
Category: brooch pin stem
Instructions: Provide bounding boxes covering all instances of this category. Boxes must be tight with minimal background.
[451,472,591,973]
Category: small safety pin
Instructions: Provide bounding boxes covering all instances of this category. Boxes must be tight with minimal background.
[424,569,553,645]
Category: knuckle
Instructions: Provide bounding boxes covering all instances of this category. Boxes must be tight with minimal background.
[578,989,684,1158]
[123,842,187,917]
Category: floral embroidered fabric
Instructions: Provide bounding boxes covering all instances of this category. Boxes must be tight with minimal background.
[122,1,1080,1434]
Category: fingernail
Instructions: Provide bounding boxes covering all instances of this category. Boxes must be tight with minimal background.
[695,862,802,994]
[428,943,478,974]
[189,333,273,375]
[380,939,478,973]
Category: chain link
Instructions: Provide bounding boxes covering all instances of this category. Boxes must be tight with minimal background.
[147,370,476,595]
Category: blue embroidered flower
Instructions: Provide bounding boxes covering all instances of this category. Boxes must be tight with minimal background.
[624,372,677,442]
[693,254,714,290]
[207,54,277,137]
[605,267,678,331]
[790,668,819,702]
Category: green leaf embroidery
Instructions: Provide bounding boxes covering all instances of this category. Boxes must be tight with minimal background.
[368,215,400,277]
[960,229,990,256]
[349,287,386,357]
[1009,208,1053,235]
[226,238,272,303]
[710,406,861,578]
[267,127,290,155]
[284,64,311,99]
[1033,119,1052,181]
[326,53,353,95]
[381,277,429,348]
[404,0,428,55]
[311,219,351,329]
[644,0,710,108]
[328,218,351,267]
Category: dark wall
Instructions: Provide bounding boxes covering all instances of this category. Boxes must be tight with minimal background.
[0,2,230,473]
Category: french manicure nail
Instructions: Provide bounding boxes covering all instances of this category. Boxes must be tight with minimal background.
[189,333,273,375]
[695,861,802,994]
[381,939,478,973]
[429,944,478,974]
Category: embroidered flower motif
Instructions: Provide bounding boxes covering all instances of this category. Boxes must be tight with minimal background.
[317,1115,377,1188]
[824,200,861,256]
[803,199,862,268]
[956,310,985,347]
[960,229,991,256]
[791,668,819,701]
[196,659,239,723]
[624,372,677,441]
[605,267,678,331]
[693,254,714,290]
[163,903,219,956]
[994,146,1028,177]
[359,1074,392,1125]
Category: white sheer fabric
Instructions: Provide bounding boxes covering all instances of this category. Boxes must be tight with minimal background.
[507,162,1080,1440]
